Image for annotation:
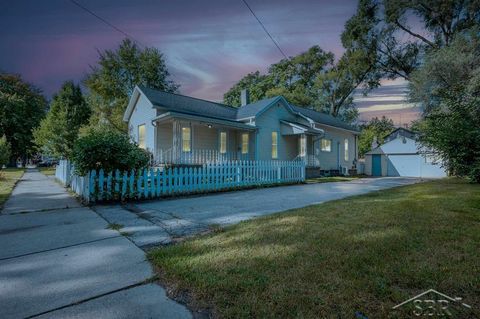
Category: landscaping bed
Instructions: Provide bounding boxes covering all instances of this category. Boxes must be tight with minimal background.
[149,178,480,318]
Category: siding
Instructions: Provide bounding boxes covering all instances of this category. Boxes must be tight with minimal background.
[128,94,156,152]
[254,101,302,160]
[193,124,218,150]
[315,124,357,170]
[156,121,173,150]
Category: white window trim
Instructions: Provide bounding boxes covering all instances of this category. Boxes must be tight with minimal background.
[241,133,249,154]
[299,135,306,157]
[321,138,332,152]
[219,131,227,154]
[138,124,146,149]
[181,126,191,153]
[344,138,349,161]
[272,131,278,159]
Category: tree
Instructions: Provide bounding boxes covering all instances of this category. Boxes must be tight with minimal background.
[85,39,179,132]
[33,81,90,158]
[0,73,47,163]
[223,45,373,123]
[358,116,395,157]
[0,135,11,169]
[410,29,480,182]
[344,0,480,82]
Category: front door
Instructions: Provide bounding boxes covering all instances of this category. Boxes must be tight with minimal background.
[372,154,382,176]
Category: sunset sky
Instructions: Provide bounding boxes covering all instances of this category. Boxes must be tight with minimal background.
[0,0,420,126]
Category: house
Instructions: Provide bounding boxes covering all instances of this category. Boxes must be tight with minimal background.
[123,86,360,175]
[364,128,446,178]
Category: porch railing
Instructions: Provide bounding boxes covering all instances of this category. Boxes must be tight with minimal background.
[294,154,321,167]
[155,148,249,165]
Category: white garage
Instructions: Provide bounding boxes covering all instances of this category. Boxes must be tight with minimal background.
[364,128,447,178]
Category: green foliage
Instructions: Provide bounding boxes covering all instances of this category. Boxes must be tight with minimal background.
[223,45,371,123]
[33,81,90,158]
[0,135,11,168]
[344,0,480,81]
[410,30,480,182]
[72,128,150,175]
[358,116,395,157]
[0,73,47,162]
[85,39,179,132]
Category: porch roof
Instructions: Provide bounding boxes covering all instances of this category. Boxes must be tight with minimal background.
[152,111,257,131]
[280,120,324,136]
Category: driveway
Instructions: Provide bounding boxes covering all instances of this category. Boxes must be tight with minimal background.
[94,177,421,247]
[138,177,420,225]
[0,169,191,319]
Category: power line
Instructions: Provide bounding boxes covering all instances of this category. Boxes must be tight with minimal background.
[241,0,288,59]
[69,0,145,47]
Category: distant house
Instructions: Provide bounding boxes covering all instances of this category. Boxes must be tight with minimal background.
[364,128,446,178]
[123,86,359,175]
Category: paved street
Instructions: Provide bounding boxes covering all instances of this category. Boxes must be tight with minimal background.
[0,169,191,319]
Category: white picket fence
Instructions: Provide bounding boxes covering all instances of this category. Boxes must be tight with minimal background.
[56,160,305,203]
[55,160,90,202]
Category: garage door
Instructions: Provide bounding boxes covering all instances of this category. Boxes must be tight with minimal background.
[386,154,447,178]
[387,155,421,177]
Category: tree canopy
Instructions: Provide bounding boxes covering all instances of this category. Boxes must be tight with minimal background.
[344,0,480,82]
[358,116,395,157]
[223,45,374,123]
[410,29,480,182]
[0,73,47,163]
[33,81,90,158]
[85,39,179,132]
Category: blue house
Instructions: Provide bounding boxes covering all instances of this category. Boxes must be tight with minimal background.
[123,86,360,175]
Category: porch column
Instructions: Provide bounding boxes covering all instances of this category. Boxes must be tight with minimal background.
[172,120,180,163]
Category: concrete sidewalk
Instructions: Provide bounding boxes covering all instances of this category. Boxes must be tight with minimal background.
[0,169,191,319]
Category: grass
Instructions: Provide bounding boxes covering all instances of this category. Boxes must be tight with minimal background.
[0,168,24,209]
[149,179,480,318]
[38,167,56,176]
[106,223,124,231]
[305,176,362,184]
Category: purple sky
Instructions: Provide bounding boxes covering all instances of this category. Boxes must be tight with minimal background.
[0,0,418,125]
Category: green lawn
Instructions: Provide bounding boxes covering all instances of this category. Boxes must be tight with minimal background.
[38,167,56,176]
[0,168,24,208]
[149,179,480,318]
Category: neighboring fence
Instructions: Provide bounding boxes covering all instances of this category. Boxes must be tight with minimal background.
[55,159,72,186]
[55,160,90,202]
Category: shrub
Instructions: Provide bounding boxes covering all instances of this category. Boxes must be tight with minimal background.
[0,135,11,169]
[72,129,150,175]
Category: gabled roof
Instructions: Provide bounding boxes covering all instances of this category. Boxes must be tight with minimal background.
[236,96,281,119]
[384,127,417,141]
[139,86,238,120]
[124,86,358,133]
[290,105,359,133]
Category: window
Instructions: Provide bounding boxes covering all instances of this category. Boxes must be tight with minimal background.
[241,133,249,154]
[321,139,331,152]
[272,131,278,159]
[220,132,227,154]
[138,124,146,149]
[344,138,349,161]
[299,135,306,156]
[182,127,191,152]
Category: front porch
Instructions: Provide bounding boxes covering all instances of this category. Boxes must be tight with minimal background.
[153,116,256,165]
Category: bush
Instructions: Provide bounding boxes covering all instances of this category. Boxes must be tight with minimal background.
[0,135,11,168]
[72,129,150,175]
